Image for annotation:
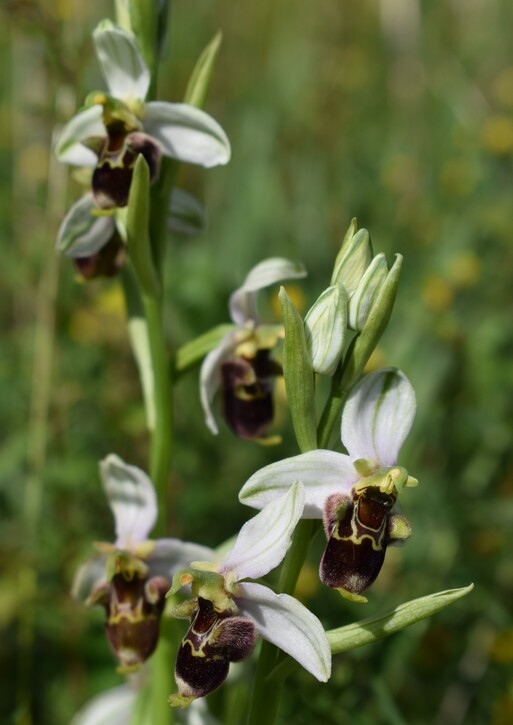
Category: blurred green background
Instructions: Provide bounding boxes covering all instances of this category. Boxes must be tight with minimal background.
[1,0,513,723]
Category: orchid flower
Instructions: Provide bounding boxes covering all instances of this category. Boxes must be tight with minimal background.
[56,188,206,279]
[168,482,331,707]
[55,20,230,209]
[200,257,307,441]
[73,454,216,673]
[239,368,419,602]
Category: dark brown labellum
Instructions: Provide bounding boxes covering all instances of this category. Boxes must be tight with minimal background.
[92,131,162,209]
[174,597,256,700]
[220,349,280,439]
[101,572,168,673]
[74,231,125,279]
[319,487,397,596]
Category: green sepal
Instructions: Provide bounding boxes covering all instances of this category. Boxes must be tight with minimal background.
[105,550,149,582]
[126,155,160,297]
[340,254,403,391]
[174,324,237,377]
[168,567,236,614]
[115,0,158,82]
[184,31,223,109]
[327,584,473,654]
[279,287,317,453]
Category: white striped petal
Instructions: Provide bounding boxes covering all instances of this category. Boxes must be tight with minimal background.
[100,454,157,548]
[304,284,347,376]
[348,253,388,331]
[341,368,417,467]
[56,194,115,257]
[71,555,107,603]
[93,20,150,102]
[223,482,304,581]
[229,257,307,325]
[144,102,231,167]
[239,450,357,517]
[199,329,243,435]
[55,105,105,166]
[148,539,218,579]
[236,583,331,682]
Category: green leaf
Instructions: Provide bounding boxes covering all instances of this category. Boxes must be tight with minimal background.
[126,155,160,297]
[327,584,473,654]
[184,31,223,109]
[174,324,237,377]
[279,287,317,453]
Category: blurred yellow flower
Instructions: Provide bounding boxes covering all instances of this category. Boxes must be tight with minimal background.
[448,251,481,289]
[294,562,319,601]
[481,115,513,155]
[423,274,454,312]
[490,629,513,664]
[270,283,305,317]
[439,158,479,198]
[69,286,126,345]
[491,66,513,109]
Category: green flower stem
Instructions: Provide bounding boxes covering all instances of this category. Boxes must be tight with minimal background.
[142,292,172,537]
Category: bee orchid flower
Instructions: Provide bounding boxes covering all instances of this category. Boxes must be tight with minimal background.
[200,257,307,441]
[168,482,331,707]
[73,454,216,673]
[239,368,418,602]
[55,20,230,209]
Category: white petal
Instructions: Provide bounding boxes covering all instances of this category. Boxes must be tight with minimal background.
[341,368,417,467]
[148,538,218,578]
[54,105,105,166]
[236,583,331,682]
[71,555,107,603]
[100,454,157,548]
[223,482,304,581]
[199,329,242,435]
[304,284,347,376]
[93,20,150,102]
[239,450,357,517]
[56,194,115,257]
[144,102,230,167]
[229,257,307,325]
[71,685,135,725]
[348,253,388,331]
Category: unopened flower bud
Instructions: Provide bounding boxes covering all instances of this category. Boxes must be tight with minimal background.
[304,284,348,376]
[331,219,373,294]
[349,253,388,331]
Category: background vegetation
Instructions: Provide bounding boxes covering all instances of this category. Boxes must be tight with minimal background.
[1,0,512,723]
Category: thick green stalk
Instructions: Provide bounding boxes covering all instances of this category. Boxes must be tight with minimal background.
[142,292,173,537]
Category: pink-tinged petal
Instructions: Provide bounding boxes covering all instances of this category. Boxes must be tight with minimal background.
[100,454,157,548]
[199,329,245,435]
[341,368,417,467]
[223,483,304,581]
[239,450,358,518]
[55,105,105,166]
[148,539,218,579]
[144,102,230,167]
[229,257,307,325]
[236,583,331,682]
[93,20,150,102]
